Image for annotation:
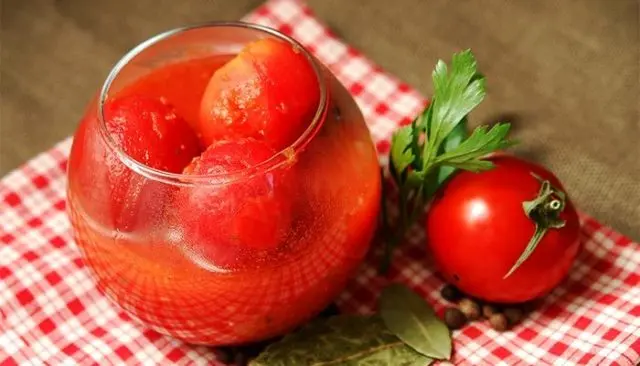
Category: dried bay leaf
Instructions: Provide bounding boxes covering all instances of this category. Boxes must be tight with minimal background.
[379,284,452,360]
[249,315,432,366]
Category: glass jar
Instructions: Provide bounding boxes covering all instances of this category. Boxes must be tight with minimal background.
[67,22,381,345]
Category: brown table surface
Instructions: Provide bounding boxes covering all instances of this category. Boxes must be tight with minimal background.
[1,0,638,240]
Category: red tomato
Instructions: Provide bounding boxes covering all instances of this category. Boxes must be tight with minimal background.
[69,95,201,231]
[104,95,201,229]
[179,138,293,269]
[426,156,581,303]
[198,38,320,151]
[104,95,201,173]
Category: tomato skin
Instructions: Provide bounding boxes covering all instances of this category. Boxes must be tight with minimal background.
[104,95,202,173]
[179,138,293,269]
[426,156,581,303]
[69,95,201,232]
[199,38,320,151]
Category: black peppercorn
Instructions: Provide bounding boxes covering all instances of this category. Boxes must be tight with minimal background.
[440,284,463,302]
[482,304,499,318]
[459,298,481,321]
[503,307,524,326]
[444,307,467,329]
[489,313,509,332]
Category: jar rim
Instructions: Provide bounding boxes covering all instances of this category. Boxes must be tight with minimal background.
[97,21,328,187]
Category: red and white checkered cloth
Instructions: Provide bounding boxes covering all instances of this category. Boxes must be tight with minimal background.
[1,0,639,364]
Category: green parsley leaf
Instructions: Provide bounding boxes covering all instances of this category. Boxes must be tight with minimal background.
[443,159,495,172]
[436,118,468,184]
[422,50,486,169]
[434,123,514,167]
[422,118,468,200]
[390,125,415,182]
[381,49,514,273]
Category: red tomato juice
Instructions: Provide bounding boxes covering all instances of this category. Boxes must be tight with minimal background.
[67,55,381,345]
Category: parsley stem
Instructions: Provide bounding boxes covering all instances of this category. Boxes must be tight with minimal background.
[379,228,403,274]
[380,179,430,274]
[379,182,410,273]
[379,165,440,274]
[408,187,425,224]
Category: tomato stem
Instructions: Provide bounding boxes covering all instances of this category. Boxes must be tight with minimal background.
[503,173,567,278]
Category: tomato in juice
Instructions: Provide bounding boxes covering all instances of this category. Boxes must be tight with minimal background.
[67,55,381,345]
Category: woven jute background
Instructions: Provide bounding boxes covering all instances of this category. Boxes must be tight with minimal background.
[1,0,638,239]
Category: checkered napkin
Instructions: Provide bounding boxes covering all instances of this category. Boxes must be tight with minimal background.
[1,0,639,364]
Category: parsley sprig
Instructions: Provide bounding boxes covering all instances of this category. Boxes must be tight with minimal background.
[380,50,514,272]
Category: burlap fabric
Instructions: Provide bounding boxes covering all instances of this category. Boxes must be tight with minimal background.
[1,0,638,239]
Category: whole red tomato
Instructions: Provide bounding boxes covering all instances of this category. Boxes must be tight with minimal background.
[179,138,293,269]
[199,38,320,151]
[426,155,581,303]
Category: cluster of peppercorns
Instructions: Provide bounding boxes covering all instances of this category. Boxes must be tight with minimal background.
[440,284,528,332]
